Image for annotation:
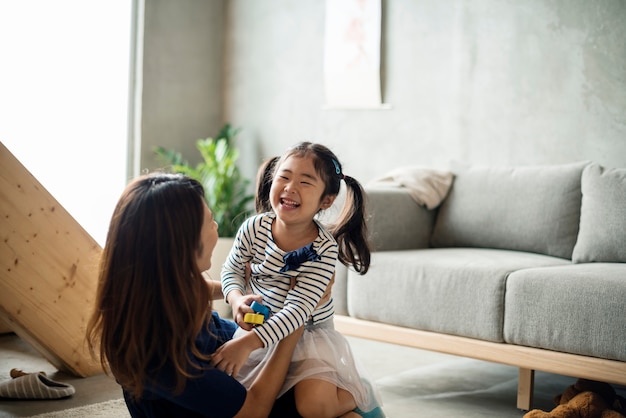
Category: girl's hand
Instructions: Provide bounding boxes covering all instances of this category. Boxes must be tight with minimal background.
[211,332,262,378]
[231,293,263,331]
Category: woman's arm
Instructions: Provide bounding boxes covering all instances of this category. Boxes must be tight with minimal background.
[233,326,304,418]
[202,274,224,300]
[211,329,264,378]
[211,272,335,378]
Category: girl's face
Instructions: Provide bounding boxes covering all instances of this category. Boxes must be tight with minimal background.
[269,155,335,224]
[196,202,219,272]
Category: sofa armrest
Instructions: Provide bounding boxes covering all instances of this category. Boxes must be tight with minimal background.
[365,186,436,251]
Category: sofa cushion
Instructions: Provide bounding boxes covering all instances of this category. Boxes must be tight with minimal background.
[431,162,588,259]
[333,263,349,316]
[347,248,570,343]
[572,164,626,263]
[504,263,626,362]
[364,187,436,252]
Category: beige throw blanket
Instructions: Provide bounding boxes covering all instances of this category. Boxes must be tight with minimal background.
[368,166,454,209]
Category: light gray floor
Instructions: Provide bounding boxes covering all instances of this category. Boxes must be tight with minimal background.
[0,333,122,418]
[1,331,619,418]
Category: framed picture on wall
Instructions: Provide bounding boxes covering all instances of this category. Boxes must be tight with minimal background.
[324,0,388,109]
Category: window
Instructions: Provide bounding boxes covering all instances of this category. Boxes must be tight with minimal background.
[0,1,132,246]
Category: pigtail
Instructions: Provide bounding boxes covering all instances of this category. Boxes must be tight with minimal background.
[332,175,371,275]
[255,156,279,213]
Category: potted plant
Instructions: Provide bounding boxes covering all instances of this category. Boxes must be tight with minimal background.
[154,124,254,237]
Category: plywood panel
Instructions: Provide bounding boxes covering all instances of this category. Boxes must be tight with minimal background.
[0,319,11,334]
[0,142,103,377]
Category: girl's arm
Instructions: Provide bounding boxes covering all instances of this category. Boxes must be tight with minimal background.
[211,271,335,379]
[252,244,337,347]
[224,263,262,330]
[221,218,262,328]
[221,234,250,297]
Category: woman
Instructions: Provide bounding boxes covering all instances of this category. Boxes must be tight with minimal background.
[86,173,303,418]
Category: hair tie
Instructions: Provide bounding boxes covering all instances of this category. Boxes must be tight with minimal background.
[331,159,341,175]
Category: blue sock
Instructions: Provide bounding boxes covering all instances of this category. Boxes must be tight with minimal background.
[353,405,386,418]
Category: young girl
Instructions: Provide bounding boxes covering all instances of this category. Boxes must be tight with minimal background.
[213,142,384,418]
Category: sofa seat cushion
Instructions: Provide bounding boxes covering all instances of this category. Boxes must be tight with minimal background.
[347,248,570,343]
[431,162,587,259]
[504,263,626,362]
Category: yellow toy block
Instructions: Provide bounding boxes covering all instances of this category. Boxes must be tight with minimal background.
[243,313,264,325]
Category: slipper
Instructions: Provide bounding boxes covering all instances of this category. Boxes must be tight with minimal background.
[0,371,75,399]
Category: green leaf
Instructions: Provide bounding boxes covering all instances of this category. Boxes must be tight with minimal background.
[153,124,253,237]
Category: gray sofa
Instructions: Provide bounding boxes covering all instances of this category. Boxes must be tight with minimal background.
[333,161,626,410]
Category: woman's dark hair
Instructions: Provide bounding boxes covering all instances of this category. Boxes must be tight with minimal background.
[256,142,371,274]
[86,173,212,399]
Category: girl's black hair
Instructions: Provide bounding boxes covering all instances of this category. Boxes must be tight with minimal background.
[255,156,279,214]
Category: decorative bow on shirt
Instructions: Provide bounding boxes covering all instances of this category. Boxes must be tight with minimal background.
[280,243,321,273]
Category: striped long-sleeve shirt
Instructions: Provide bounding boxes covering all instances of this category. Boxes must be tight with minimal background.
[221,213,338,348]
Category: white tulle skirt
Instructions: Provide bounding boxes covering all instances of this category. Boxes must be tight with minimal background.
[234,319,382,413]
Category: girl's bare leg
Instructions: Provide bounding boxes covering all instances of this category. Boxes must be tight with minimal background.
[294,378,357,418]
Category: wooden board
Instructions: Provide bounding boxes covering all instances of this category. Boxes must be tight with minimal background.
[0,142,103,377]
[0,318,11,334]
[335,315,626,410]
[335,315,626,385]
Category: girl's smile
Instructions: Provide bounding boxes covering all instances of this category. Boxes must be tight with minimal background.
[270,155,330,220]
[279,197,300,209]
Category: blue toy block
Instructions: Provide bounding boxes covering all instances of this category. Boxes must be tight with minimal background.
[250,301,270,320]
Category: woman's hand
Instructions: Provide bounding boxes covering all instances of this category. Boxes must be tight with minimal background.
[211,331,262,378]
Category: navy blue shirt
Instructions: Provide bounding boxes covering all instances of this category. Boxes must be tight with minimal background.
[123,312,246,418]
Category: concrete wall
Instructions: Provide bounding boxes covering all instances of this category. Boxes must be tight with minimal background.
[138,0,225,172]
[137,0,626,183]
[222,0,626,183]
